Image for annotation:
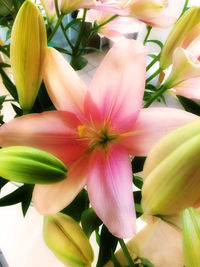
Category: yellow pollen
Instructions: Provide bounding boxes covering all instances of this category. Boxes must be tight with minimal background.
[77,125,87,137]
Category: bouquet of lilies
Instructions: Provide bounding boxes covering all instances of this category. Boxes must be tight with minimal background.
[1,0,200,266]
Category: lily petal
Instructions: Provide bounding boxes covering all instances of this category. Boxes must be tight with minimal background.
[87,144,136,238]
[84,39,146,132]
[140,14,176,28]
[0,111,87,165]
[120,107,199,156]
[171,77,200,100]
[33,155,89,214]
[43,47,87,116]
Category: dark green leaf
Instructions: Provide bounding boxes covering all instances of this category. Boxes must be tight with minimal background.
[0,44,9,57]
[147,54,158,59]
[132,157,146,173]
[21,185,33,216]
[96,225,118,267]
[61,189,89,222]
[54,47,72,55]
[0,177,8,191]
[134,191,143,217]
[111,251,122,267]
[81,208,102,238]
[0,69,18,100]
[70,56,88,70]
[133,176,143,189]
[140,257,155,267]
[0,184,33,207]
[11,103,22,116]
[177,95,200,116]
[64,18,81,31]
[80,46,102,53]
[95,229,101,246]
[0,62,10,68]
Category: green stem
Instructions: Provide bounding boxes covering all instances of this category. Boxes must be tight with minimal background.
[48,14,64,42]
[118,239,135,266]
[0,0,12,13]
[179,0,189,18]
[144,84,167,108]
[146,67,162,83]
[53,0,74,49]
[72,8,88,55]
[143,25,152,44]
[146,53,160,71]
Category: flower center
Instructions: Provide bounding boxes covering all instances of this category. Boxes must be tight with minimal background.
[77,124,117,149]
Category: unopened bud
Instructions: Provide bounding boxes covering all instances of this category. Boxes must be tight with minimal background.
[160,6,200,69]
[10,0,47,113]
[0,146,67,184]
[43,213,94,267]
[182,207,200,267]
[142,120,200,215]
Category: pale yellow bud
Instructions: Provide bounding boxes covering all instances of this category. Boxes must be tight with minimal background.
[10,0,47,113]
[43,213,94,267]
[142,120,200,215]
[182,207,200,267]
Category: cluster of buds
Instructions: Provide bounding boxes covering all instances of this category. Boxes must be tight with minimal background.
[43,213,94,267]
[142,120,200,215]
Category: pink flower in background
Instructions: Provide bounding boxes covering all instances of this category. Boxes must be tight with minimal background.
[85,9,141,41]
[165,24,200,100]
[0,40,198,238]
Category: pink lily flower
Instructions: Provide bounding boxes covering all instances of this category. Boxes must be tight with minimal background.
[0,40,198,238]
[98,0,176,27]
[85,9,141,41]
[165,24,200,100]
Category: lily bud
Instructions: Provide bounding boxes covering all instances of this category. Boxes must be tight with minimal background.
[10,0,47,113]
[142,120,200,216]
[182,207,200,267]
[60,0,95,15]
[0,146,67,184]
[43,213,94,267]
[40,0,59,24]
[160,6,200,69]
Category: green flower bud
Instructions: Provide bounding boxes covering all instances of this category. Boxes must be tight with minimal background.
[182,207,200,267]
[160,6,200,70]
[0,146,67,184]
[142,120,200,215]
[43,213,94,267]
[10,0,47,113]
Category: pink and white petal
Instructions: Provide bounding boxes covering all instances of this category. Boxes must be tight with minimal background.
[106,17,141,34]
[140,15,176,28]
[87,144,136,238]
[84,39,146,132]
[172,78,200,100]
[0,111,87,165]
[33,155,89,215]
[120,107,199,156]
[43,47,87,116]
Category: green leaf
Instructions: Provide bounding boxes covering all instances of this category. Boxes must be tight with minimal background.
[64,18,81,31]
[11,103,22,116]
[148,54,158,59]
[134,191,143,217]
[0,184,33,207]
[54,47,72,56]
[61,189,89,222]
[70,56,88,71]
[140,257,155,267]
[0,95,7,110]
[177,95,200,116]
[146,40,163,50]
[132,157,146,173]
[133,175,143,189]
[96,225,118,267]
[0,62,10,68]
[111,251,122,267]
[81,208,102,238]
[0,177,8,191]
[21,185,33,216]
[0,69,18,100]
